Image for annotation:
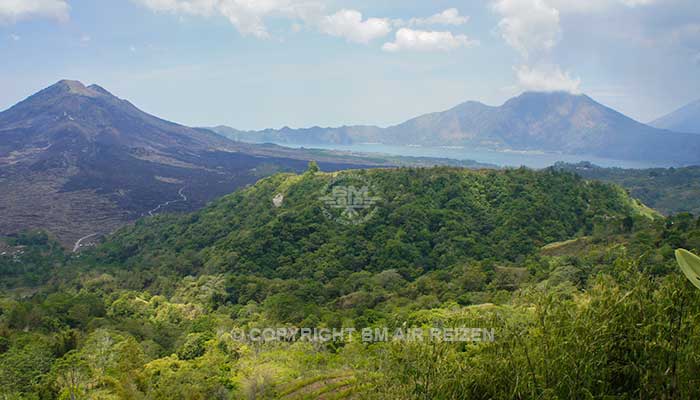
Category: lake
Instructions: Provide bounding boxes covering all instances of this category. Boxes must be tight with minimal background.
[272,143,671,169]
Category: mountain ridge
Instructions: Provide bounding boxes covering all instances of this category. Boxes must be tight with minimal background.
[211,91,700,165]
[650,98,700,134]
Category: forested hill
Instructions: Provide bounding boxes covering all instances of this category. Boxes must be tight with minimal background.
[93,166,649,283]
[553,162,700,216]
[7,167,700,400]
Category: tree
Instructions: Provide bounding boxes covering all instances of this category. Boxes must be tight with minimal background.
[53,350,90,400]
[306,161,320,173]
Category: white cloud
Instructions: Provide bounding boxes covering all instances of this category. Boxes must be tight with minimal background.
[0,0,69,22]
[136,1,395,43]
[134,2,476,50]
[407,8,469,26]
[135,0,323,38]
[10,33,20,41]
[492,0,658,55]
[515,64,581,93]
[492,0,661,91]
[492,0,560,58]
[545,0,611,13]
[318,9,391,43]
[382,28,478,52]
[619,0,656,6]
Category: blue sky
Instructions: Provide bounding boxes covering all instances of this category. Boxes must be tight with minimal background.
[0,0,699,130]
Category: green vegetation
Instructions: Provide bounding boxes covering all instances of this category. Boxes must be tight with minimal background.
[1,167,700,399]
[0,231,66,288]
[554,162,700,215]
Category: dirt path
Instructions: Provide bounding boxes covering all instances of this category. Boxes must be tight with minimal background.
[148,186,187,217]
[73,232,99,252]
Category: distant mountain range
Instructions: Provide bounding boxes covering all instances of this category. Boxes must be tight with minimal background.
[650,99,700,134]
[211,92,700,165]
[0,80,388,247]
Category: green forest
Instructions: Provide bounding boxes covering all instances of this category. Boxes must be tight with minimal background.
[2,166,700,399]
[554,162,700,216]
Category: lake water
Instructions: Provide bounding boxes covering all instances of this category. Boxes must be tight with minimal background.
[273,143,669,169]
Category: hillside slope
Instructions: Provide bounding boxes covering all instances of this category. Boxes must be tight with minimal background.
[554,162,700,215]
[0,81,378,247]
[95,167,645,282]
[4,167,697,400]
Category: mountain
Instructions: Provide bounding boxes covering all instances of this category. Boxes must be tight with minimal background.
[0,80,233,155]
[212,92,700,165]
[211,124,384,145]
[0,80,380,247]
[650,99,700,134]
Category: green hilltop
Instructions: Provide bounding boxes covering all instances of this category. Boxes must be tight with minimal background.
[96,167,643,281]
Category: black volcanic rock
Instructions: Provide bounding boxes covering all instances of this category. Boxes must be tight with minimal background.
[0,79,231,158]
[0,80,375,247]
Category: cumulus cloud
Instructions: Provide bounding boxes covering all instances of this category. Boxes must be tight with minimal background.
[135,2,480,50]
[0,0,69,22]
[318,9,391,43]
[135,2,480,51]
[135,0,323,38]
[493,0,659,56]
[492,0,561,58]
[407,8,469,27]
[492,0,661,91]
[515,64,581,93]
[10,33,20,41]
[136,1,395,43]
[382,28,478,52]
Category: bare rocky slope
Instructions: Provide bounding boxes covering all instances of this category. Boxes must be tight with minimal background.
[0,80,377,247]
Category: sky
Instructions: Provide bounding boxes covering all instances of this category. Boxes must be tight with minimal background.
[0,0,699,130]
